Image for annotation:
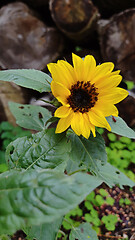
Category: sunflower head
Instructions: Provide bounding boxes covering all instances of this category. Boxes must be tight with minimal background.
[47,53,128,139]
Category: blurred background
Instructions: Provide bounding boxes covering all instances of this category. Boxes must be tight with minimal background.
[0,0,134,128]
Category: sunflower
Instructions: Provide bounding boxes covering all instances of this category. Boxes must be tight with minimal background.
[47,53,128,139]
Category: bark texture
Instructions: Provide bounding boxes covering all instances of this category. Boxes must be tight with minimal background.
[98,9,135,82]
[0,2,64,70]
[49,0,100,42]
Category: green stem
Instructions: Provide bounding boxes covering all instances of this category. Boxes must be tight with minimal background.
[57,230,66,237]
[39,98,54,105]
[68,168,87,176]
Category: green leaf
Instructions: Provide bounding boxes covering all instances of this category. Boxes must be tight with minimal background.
[67,131,107,174]
[0,235,11,240]
[0,69,51,92]
[0,169,102,234]
[106,116,135,139]
[69,222,98,240]
[9,102,52,131]
[23,217,63,240]
[96,162,135,188]
[101,215,118,231]
[6,128,70,171]
[66,131,134,187]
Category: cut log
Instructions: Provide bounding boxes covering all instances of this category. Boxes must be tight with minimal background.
[117,96,135,129]
[0,2,64,70]
[21,0,49,7]
[49,0,100,43]
[93,0,135,18]
[0,82,28,124]
[98,9,135,82]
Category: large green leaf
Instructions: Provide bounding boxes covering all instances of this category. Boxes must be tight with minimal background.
[0,169,102,234]
[23,217,63,240]
[67,131,107,174]
[0,69,51,92]
[9,102,52,131]
[96,162,135,188]
[66,160,134,188]
[66,131,134,188]
[6,128,70,171]
[69,222,98,240]
[106,116,135,139]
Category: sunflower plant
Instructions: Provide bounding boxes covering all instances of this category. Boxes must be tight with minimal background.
[0,53,135,240]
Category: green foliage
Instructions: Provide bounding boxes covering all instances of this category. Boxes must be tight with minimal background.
[0,121,31,172]
[101,215,118,231]
[9,102,52,131]
[23,218,63,240]
[119,198,131,206]
[69,222,98,240]
[0,69,51,92]
[0,235,11,240]
[0,69,134,240]
[85,210,100,227]
[0,169,102,235]
[67,130,107,174]
[95,162,134,188]
[106,116,135,139]
[106,133,135,181]
[125,80,134,90]
[0,121,31,149]
[6,128,70,171]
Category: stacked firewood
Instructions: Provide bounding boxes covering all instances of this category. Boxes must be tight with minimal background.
[0,0,134,125]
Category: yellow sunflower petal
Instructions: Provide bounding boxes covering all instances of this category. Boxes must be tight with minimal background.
[56,97,69,107]
[72,53,84,81]
[54,106,71,118]
[88,109,111,131]
[51,80,70,105]
[48,62,73,89]
[91,62,114,84]
[57,60,77,86]
[99,87,129,104]
[95,102,119,117]
[47,63,65,86]
[83,55,96,82]
[55,112,73,133]
[95,75,122,90]
[80,113,91,139]
[89,122,96,137]
[71,112,81,136]
[48,53,128,139]
[111,70,120,75]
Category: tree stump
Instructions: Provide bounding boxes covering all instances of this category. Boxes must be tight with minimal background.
[93,0,135,18]
[0,2,65,70]
[22,0,49,7]
[0,2,65,124]
[98,9,135,82]
[49,0,100,43]
[0,82,28,124]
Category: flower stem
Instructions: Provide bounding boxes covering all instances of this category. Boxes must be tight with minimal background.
[68,168,87,176]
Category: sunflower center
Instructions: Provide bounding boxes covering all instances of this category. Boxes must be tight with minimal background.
[67,81,98,113]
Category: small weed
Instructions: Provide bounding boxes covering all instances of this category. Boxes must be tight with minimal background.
[0,121,31,172]
[61,131,134,237]
[101,214,118,231]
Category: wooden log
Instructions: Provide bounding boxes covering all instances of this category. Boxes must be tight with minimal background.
[0,2,65,70]
[117,96,135,129]
[0,2,65,124]
[93,0,135,18]
[98,9,135,82]
[49,0,100,43]
[0,0,49,8]
[0,82,28,124]
[21,0,49,7]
